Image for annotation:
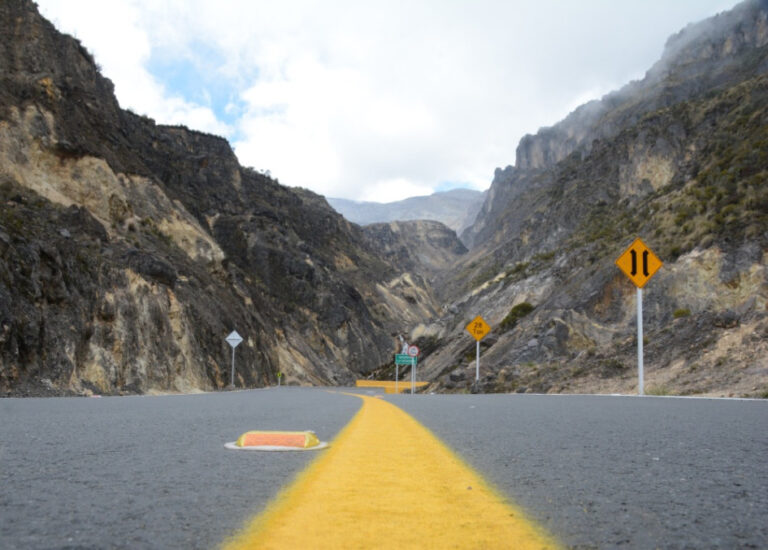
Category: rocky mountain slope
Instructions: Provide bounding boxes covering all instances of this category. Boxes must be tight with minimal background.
[0,0,466,396]
[412,0,768,398]
[328,188,484,237]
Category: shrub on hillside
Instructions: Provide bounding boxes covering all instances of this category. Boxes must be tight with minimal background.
[500,302,534,332]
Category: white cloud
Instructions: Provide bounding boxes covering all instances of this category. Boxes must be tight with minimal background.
[35,0,737,202]
[35,0,232,138]
[360,178,436,204]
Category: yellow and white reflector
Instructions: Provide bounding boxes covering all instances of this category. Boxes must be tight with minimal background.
[225,430,328,451]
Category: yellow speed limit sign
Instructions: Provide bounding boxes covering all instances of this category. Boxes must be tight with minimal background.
[466,316,491,341]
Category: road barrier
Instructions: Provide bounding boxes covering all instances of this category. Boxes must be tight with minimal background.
[225,431,328,451]
[355,380,428,394]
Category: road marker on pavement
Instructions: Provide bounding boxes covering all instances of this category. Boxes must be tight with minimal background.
[225,430,329,452]
[221,394,560,549]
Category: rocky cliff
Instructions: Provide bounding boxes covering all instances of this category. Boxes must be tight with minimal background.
[421,0,768,398]
[363,221,467,278]
[0,0,450,395]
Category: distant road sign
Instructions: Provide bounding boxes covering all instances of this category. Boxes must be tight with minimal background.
[226,330,243,348]
[226,330,243,388]
[616,238,662,288]
[395,354,416,365]
[466,316,491,341]
[407,345,419,357]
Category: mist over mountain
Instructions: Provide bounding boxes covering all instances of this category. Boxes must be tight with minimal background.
[328,188,485,237]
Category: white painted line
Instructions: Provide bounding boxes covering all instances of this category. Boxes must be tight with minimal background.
[511,393,767,402]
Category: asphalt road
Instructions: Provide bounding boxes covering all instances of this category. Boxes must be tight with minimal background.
[2,388,767,549]
[0,388,361,549]
[392,393,768,549]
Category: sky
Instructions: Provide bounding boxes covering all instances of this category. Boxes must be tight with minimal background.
[36,0,736,203]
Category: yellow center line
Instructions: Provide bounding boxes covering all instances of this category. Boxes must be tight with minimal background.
[221,394,561,549]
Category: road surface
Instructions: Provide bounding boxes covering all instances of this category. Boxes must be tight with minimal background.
[393,392,768,548]
[1,388,766,548]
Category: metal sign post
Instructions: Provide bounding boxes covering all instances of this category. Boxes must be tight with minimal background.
[225,330,243,388]
[407,345,419,395]
[476,340,480,382]
[395,353,416,393]
[637,288,644,395]
[465,316,491,382]
[616,238,661,396]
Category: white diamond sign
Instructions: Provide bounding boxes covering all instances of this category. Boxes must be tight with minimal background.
[226,330,243,348]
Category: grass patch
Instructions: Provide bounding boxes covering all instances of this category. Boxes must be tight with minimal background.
[532,250,555,262]
[507,261,529,275]
[500,302,534,332]
[499,262,532,287]
[646,385,674,396]
[673,308,691,318]
[470,263,501,289]
[599,359,626,378]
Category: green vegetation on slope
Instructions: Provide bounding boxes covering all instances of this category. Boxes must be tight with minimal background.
[568,73,768,260]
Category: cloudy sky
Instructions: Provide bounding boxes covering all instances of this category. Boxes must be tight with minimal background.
[37,0,735,203]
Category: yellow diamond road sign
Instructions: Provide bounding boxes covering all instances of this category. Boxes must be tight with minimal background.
[616,238,663,288]
[466,316,491,341]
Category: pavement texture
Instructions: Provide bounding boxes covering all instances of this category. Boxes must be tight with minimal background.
[390,393,768,549]
[0,387,361,549]
[2,388,767,549]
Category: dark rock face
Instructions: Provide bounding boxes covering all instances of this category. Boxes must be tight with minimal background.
[0,0,447,395]
[363,220,467,277]
[460,165,532,248]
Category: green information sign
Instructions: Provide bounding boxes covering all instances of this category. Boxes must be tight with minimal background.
[395,354,416,365]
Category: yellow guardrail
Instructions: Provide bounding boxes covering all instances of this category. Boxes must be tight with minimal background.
[355,380,429,394]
